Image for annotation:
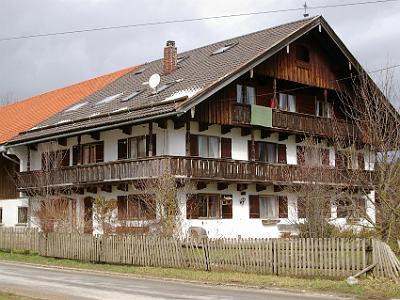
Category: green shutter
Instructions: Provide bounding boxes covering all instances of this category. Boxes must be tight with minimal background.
[250,105,272,128]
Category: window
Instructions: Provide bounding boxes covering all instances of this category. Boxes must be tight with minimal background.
[186,194,232,219]
[278,93,296,112]
[249,195,288,219]
[316,100,333,118]
[212,42,238,55]
[250,142,281,163]
[41,150,70,171]
[118,135,156,160]
[337,198,366,218]
[297,146,329,166]
[190,135,231,159]
[117,195,156,220]
[72,142,104,165]
[18,207,28,224]
[335,151,350,169]
[296,45,310,63]
[237,85,255,105]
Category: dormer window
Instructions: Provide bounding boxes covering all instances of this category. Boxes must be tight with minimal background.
[236,84,255,105]
[296,45,310,63]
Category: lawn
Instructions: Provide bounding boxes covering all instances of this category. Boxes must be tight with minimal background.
[0,251,399,299]
[0,292,37,300]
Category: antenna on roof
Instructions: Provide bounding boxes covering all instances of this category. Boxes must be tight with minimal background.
[303,2,309,18]
[149,73,161,94]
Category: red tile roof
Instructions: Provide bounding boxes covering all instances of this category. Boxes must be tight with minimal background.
[0,66,137,144]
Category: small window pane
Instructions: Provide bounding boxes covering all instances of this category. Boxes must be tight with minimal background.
[208,137,220,158]
[137,137,146,158]
[198,136,209,157]
[236,85,243,103]
[18,207,28,224]
[246,86,255,105]
[279,94,287,110]
[259,196,278,219]
[288,95,296,112]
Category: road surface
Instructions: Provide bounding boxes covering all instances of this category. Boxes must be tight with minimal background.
[0,261,348,300]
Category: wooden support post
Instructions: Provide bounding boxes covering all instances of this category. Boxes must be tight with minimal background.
[250,129,256,161]
[77,135,82,165]
[26,145,31,171]
[185,115,191,156]
[148,122,153,157]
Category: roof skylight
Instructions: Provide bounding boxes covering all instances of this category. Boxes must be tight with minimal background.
[212,42,238,55]
[121,89,145,102]
[134,66,147,75]
[65,102,87,112]
[96,93,124,106]
[151,82,175,95]
[177,56,189,63]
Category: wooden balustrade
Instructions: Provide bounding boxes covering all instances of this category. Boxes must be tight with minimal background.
[232,104,360,140]
[17,156,372,190]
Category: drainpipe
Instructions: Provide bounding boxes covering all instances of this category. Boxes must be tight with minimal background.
[0,145,19,165]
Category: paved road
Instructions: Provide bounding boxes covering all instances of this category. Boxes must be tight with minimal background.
[0,261,349,300]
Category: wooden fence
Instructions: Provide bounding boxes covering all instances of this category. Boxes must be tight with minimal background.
[0,228,399,281]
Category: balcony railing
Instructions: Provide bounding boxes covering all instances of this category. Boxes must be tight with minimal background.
[233,104,360,141]
[17,156,372,190]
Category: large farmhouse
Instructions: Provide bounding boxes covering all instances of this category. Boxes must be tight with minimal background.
[4,16,377,238]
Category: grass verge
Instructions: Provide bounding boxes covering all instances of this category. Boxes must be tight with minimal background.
[0,292,37,300]
[0,251,399,299]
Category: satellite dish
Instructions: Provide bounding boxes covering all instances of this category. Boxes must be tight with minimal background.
[149,73,161,91]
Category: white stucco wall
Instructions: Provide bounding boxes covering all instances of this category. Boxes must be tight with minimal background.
[0,198,29,227]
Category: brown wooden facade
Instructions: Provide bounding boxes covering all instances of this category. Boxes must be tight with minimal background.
[0,156,18,200]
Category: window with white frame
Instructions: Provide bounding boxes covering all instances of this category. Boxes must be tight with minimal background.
[249,195,288,219]
[236,84,255,105]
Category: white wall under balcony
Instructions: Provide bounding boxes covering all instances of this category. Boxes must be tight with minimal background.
[0,198,28,227]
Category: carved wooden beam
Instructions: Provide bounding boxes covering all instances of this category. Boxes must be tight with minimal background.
[256,184,267,192]
[196,182,207,190]
[101,185,112,193]
[86,186,97,194]
[57,137,67,147]
[198,123,209,132]
[217,182,229,191]
[117,183,129,192]
[156,119,168,129]
[221,125,232,135]
[90,131,100,141]
[173,119,185,130]
[237,183,248,192]
[261,129,272,139]
[241,127,251,137]
[278,132,289,141]
[120,125,132,135]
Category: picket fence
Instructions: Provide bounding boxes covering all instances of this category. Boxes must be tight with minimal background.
[0,228,399,281]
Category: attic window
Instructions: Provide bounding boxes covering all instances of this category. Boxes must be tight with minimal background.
[96,92,124,106]
[212,42,238,55]
[121,89,145,102]
[296,45,310,63]
[65,102,87,112]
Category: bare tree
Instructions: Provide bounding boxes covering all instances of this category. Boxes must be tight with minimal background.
[93,196,117,234]
[339,69,400,245]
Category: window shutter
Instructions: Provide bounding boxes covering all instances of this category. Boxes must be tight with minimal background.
[297,197,306,218]
[278,144,287,164]
[221,138,232,159]
[249,195,260,218]
[117,196,127,220]
[145,135,157,156]
[61,150,70,167]
[358,153,365,170]
[297,146,305,165]
[72,146,79,165]
[95,143,104,163]
[118,139,128,160]
[278,196,288,218]
[321,149,329,166]
[186,195,199,219]
[190,135,199,156]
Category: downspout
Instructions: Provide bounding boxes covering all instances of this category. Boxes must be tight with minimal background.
[0,145,19,165]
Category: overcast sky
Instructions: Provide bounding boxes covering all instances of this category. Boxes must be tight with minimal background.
[0,0,399,103]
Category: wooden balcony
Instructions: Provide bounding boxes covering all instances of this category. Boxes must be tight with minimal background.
[233,104,360,141]
[16,156,372,190]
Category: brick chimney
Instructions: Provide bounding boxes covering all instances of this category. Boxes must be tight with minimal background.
[163,40,177,75]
